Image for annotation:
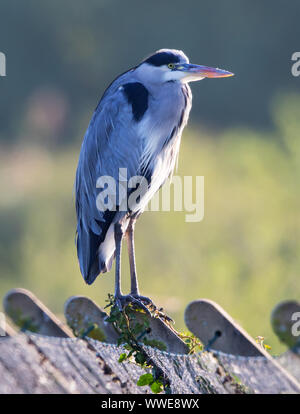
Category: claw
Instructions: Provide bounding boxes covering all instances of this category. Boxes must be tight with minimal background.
[114,293,173,322]
[159,313,174,323]
[114,294,151,315]
[130,294,155,306]
[129,296,152,315]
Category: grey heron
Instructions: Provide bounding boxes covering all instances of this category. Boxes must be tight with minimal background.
[75,49,233,310]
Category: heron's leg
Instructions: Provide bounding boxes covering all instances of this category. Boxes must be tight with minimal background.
[126,218,139,295]
[114,222,124,300]
[115,220,172,320]
[113,221,149,313]
[125,218,155,309]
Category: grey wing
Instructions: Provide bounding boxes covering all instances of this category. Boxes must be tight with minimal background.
[75,85,143,283]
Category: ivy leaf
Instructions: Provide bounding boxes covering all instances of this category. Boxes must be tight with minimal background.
[106,315,117,323]
[137,373,154,386]
[150,380,164,394]
[135,352,146,365]
[118,353,127,363]
[124,344,133,351]
[132,323,144,335]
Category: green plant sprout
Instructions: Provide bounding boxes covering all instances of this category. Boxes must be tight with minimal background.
[104,293,203,394]
[104,294,171,393]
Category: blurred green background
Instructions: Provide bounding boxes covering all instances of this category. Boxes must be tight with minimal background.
[0,0,300,353]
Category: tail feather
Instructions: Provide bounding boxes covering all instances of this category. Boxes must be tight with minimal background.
[76,224,101,285]
[76,213,116,285]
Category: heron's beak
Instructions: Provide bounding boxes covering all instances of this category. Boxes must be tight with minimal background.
[177,63,234,81]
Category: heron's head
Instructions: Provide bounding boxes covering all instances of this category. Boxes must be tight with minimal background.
[135,49,234,85]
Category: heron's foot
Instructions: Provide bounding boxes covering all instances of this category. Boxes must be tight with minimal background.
[129,294,174,323]
[114,293,152,315]
[114,293,173,322]
[130,293,154,308]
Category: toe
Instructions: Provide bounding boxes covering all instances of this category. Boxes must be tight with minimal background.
[129,296,152,315]
[115,298,124,311]
[131,294,156,308]
[114,294,129,311]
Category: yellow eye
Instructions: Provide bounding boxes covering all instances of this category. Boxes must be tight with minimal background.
[167,63,175,70]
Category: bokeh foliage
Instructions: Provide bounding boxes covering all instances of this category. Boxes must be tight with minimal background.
[1,94,300,353]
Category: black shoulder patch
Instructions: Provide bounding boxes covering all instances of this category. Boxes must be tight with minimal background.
[123,82,149,122]
[144,52,181,67]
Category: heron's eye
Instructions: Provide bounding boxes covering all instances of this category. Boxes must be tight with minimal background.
[167,63,175,70]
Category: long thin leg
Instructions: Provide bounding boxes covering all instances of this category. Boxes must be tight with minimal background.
[114,222,124,299]
[125,219,155,310]
[126,219,139,295]
[114,219,162,315]
[114,220,149,312]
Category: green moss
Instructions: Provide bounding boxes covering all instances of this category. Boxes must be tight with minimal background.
[6,307,39,333]
[86,324,106,342]
[72,322,107,342]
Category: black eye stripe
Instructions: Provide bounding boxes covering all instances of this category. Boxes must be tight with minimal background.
[144,52,181,67]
